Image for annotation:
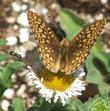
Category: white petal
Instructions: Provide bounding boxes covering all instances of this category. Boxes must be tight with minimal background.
[25,66,86,105]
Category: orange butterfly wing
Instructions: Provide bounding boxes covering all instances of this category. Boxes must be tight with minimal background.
[27,11,60,73]
[28,11,106,74]
[63,19,106,74]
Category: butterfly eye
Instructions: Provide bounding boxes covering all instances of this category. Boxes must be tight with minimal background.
[59,47,65,54]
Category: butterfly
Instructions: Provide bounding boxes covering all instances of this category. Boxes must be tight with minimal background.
[27,10,106,75]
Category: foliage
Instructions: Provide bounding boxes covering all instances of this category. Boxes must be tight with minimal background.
[9,97,26,111]
[59,9,85,41]
[8,94,110,111]
[0,39,7,46]
[0,39,25,97]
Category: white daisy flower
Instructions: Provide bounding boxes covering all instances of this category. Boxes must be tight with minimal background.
[26,66,86,105]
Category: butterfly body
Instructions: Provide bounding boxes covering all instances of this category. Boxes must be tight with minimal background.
[27,11,106,75]
[59,39,69,55]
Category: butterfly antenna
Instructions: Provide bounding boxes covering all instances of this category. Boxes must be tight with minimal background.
[48,15,64,39]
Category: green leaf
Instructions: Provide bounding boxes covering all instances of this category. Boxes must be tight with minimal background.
[59,9,85,41]
[27,106,38,111]
[7,61,26,70]
[86,52,110,93]
[85,38,110,93]
[66,98,85,111]
[0,39,7,46]
[92,51,110,73]
[0,61,26,97]
[0,53,10,61]
[87,94,110,111]
[32,97,68,111]
[9,97,26,111]
[0,66,13,96]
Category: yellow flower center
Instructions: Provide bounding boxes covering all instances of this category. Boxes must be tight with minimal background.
[37,67,75,91]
